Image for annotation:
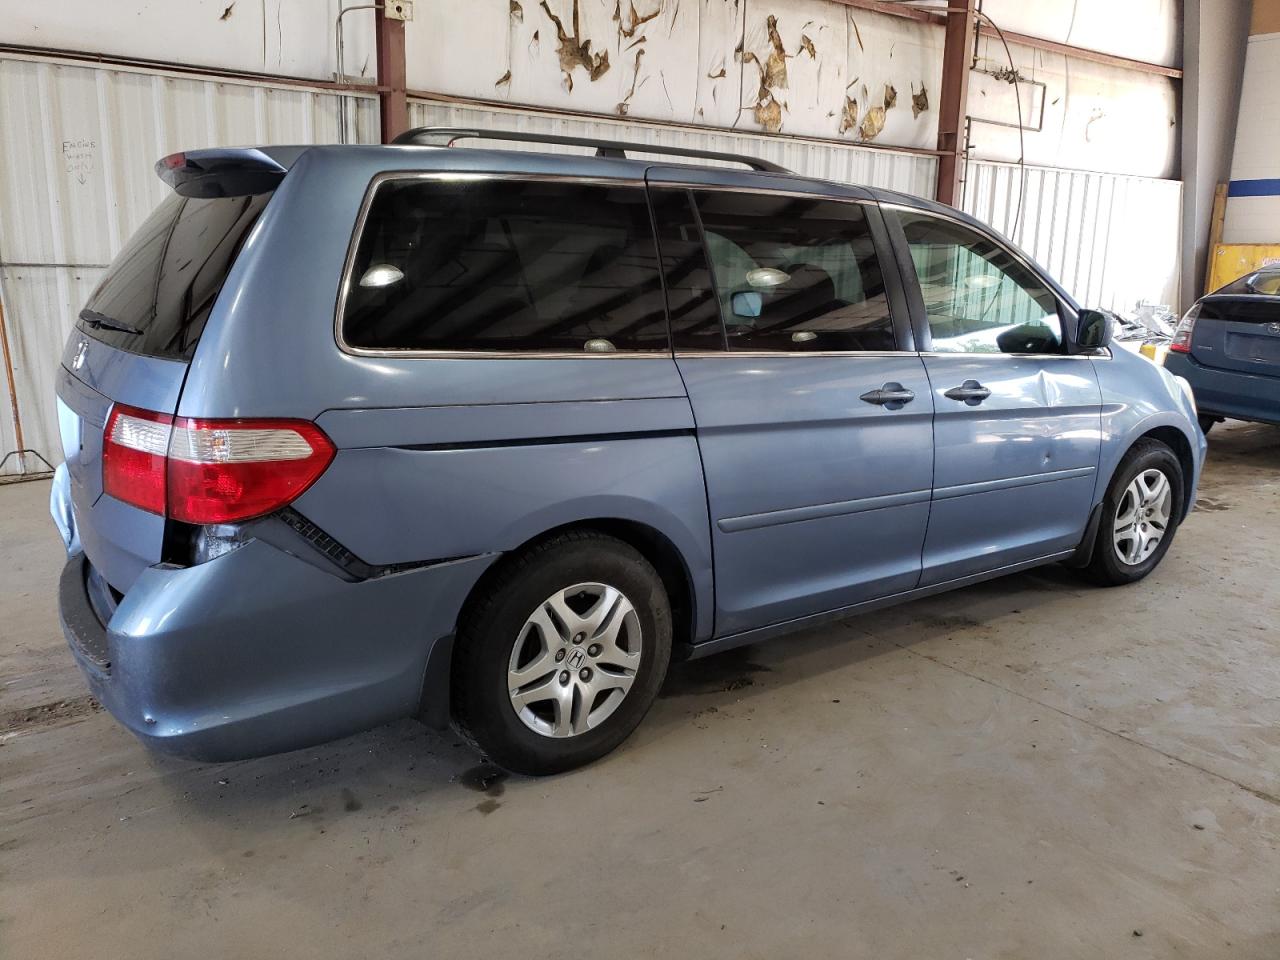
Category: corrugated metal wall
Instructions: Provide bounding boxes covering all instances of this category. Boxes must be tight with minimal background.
[407,97,940,195]
[0,54,378,476]
[962,160,1183,314]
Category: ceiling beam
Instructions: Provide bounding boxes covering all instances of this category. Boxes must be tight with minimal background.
[985,26,1183,79]
[826,0,1182,79]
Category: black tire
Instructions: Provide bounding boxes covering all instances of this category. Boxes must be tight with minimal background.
[1082,438,1184,587]
[452,531,672,775]
[1197,414,1217,436]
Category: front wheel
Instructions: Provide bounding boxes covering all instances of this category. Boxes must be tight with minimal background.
[452,531,672,775]
[1082,439,1184,586]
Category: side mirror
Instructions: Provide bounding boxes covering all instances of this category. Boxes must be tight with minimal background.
[1074,308,1116,352]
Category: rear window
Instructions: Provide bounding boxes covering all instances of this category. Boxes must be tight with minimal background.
[79,192,271,360]
[1216,269,1280,297]
[339,178,668,354]
[1197,298,1280,324]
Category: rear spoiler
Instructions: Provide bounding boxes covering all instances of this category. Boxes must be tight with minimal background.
[155,147,308,198]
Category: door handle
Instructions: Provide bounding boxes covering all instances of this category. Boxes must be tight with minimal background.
[943,380,992,406]
[859,382,916,410]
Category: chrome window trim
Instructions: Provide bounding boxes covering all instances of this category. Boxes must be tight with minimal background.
[334,170,668,360]
[653,180,877,207]
[675,350,917,359]
[915,351,1100,361]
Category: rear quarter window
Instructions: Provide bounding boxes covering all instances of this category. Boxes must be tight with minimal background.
[79,192,271,360]
[340,177,669,354]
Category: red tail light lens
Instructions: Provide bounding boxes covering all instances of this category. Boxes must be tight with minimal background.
[103,405,172,515]
[1169,304,1200,354]
[166,418,335,523]
[103,405,335,524]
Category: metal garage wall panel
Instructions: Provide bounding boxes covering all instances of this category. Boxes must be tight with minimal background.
[408,1,944,153]
[980,0,1180,69]
[407,98,938,196]
[406,1,1173,179]
[0,267,103,477]
[963,160,1183,314]
[1,0,378,83]
[0,57,378,267]
[0,54,378,476]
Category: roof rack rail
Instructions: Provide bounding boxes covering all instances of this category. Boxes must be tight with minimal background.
[390,126,791,174]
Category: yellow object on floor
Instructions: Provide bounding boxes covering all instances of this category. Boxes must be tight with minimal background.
[1139,342,1169,365]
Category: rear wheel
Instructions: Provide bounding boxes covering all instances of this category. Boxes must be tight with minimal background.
[1082,439,1184,586]
[1197,414,1218,435]
[452,531,672,775]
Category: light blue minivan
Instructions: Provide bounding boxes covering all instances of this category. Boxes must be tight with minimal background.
[52,130,1204,774]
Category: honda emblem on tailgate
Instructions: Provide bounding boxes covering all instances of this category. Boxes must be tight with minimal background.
[1266,322,1280,337]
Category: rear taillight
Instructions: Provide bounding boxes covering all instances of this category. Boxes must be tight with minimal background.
[166,418,335,523]
[103,405,172,515]
[103,404,334,524]
[1169,303,1200,354]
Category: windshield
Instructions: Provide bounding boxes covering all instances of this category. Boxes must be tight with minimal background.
[78,191,272,360]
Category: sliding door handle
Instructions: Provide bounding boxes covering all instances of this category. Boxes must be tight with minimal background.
[943,380,991,406]
[860,382,916,410]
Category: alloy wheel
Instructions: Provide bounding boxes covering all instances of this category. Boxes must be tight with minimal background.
[507,583,643,738]
[1112,468,1172,566]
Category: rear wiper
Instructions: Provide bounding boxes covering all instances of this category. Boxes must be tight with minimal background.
[79,309,143,336]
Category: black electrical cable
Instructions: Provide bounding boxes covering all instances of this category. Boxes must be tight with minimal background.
[974,5,1027,241]
[868,0,1027,237]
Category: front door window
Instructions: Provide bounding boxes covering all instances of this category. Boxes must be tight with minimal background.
[897,211,1063,355]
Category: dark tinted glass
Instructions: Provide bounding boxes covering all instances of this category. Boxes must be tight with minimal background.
[649,189,724,350]
[342,179,668,353]
[1216,269,1280,297]
[1197,298,1280,324]
[898,211,1062,355]
[692,190,896,352]
[80,192,271,360]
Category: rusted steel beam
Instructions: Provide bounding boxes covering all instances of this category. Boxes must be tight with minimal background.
[824,1,1182,79]
[981,26,1183,79]
[374,8,409,144]
[935,0,976,205]
[825,0,940,23]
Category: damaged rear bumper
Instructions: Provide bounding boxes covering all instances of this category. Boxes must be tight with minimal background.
[57,538,494,762]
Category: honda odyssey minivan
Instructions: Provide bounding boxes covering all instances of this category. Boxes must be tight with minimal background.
[53,129,1204,774]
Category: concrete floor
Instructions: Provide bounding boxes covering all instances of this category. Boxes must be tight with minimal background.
[2,422,1278,959]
